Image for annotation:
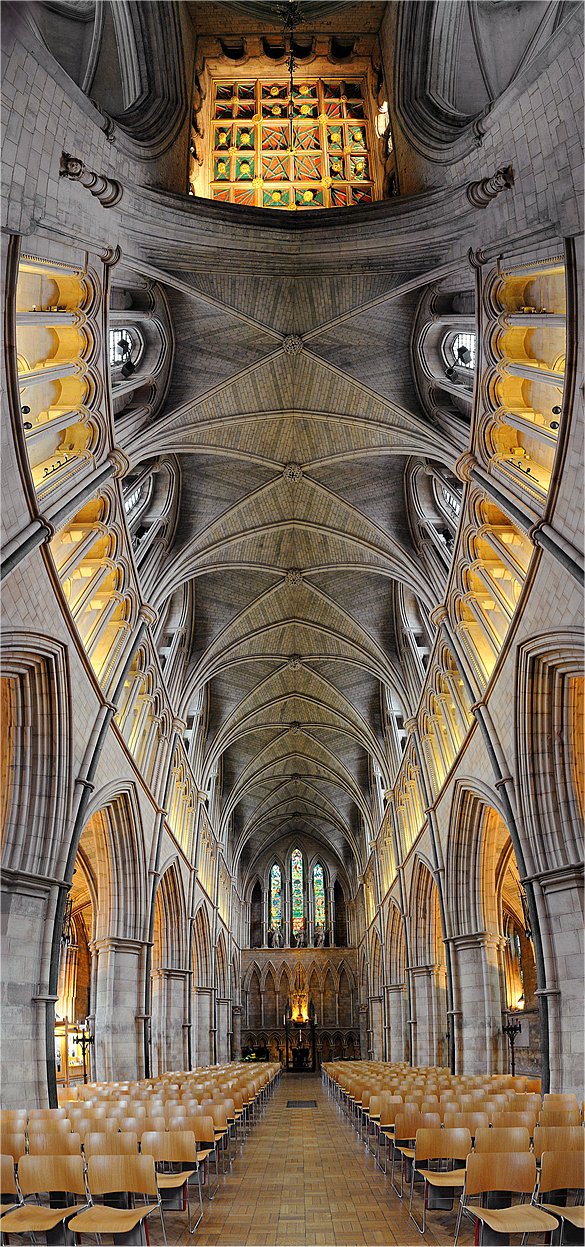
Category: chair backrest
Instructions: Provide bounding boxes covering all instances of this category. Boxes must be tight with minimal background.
[1,1154,18,1196]
[86,1153,158,1198]
[192,1115,216,1145]
[415,1127,471,1164]
[142,1129,196,1164]
[27,1131,81,1155]
[443,1111,489,1135]
[16,1153,87,1197]
[209,1103,228,1129]
[539,1149,585,1196]
[368,1095,381,1119]
[27,1107,68,1121]
[84,1132,139,1157]
[0,1131,26,1161]
[0,1110,27,1127]
[394,1111,441,1142]
[474,1127,530,1154]
[491,1110,536,1132]
[464,1150,536,1198]
[543,1093,579,1108]
[27,1119,72,1138]
[538,1107,581,1127]
[121,1116,165,1139]
[533,1125,585,1159]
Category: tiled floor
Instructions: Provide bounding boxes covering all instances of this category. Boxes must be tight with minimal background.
[133,1072,475,1247]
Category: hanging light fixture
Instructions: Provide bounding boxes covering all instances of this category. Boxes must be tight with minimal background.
[277,0,304,153]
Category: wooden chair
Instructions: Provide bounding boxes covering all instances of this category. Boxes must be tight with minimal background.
[533,1149,585,1244]
[490,1109,537,1134]
[141,1129,202,1232]
[539,1107,582,1127]
[453,1151,558,1245]
[409,1127,471,1234]
[68,1153,164,1243]
[443,1111,489,1140]
[0,1110,27,1129]
[0,1154,88,1238]
[208,1102,232,1171]
[26,1120,73,1148]
[391,1111,441,1198]
[543,1093,579,1110]
[474,1126,531,1153]
[27,1107,69,1121]
[191,1116,220,1198]
[376,1094,403,1173]
[533,1124,585,1160]
[27,1130,81,1155]
[0,1131,26,1161]
[123,1114,166,1138]
[1,1153,19,1204]
[83,1131,139,1157]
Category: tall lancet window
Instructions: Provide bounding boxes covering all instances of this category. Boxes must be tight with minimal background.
[443,330,476,371]
[313,863,326,933]
[269,863,282,931]
[291,848,304,937]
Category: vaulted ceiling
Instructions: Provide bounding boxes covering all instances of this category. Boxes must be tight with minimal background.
[136,252,449,888]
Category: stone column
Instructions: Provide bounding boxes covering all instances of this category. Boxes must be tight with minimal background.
[92,936,147,1081]
[358,1003,369,1058]
[449,932,506,1074]
[385,984,407,1062]
[232,1004,242,1060]
[192,986,213,1067]
[410,963,447,1067]
[532,864,584,1093]
[150,968,189,1075]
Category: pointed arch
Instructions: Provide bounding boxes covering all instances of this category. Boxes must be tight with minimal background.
[410,857,445,968]
[192,904,212,988]
[1,635,71,878]
[153,859,187,970]
[516,632,584,875]
[216,929,228,998]
[77,786,148,943]
[386,902,405,984]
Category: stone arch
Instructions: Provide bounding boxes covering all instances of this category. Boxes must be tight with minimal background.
[192,903,212,988]
[216,929,229,998]
[151,859,188,1075]
[153,858,187,971]
[446,781,512,938]
[386,902,405,984]
[1,635,71,878]
[263,966,277,1027]
[247,965,262,1029]
[79,785,148,943]
[323,965,336,1027]
[516,632,584,876]
[409,857,447,1067]
[338,962,353,1028]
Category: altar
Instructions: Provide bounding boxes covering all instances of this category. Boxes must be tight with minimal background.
[284,957,317,1072]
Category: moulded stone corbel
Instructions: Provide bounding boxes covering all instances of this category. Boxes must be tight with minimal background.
[60,152,123,208]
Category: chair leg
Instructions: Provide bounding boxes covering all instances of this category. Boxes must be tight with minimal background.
[408,1170,426,1235]
[188,1166,204,1233]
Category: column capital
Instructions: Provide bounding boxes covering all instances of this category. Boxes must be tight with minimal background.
[454,451,477,483]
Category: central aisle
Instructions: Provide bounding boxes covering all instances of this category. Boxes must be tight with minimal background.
[164,1072,473,1246]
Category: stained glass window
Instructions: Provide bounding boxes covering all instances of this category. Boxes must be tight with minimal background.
[208,77,378,210]
[291,847,304,935]
[313,863,326,929]
[270,863,282,930]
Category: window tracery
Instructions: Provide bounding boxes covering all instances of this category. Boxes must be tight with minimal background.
[291,847,304,937]
[313,863,326,933]
[270,863,282,932]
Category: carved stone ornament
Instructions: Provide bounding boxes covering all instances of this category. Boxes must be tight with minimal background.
[282,334,303,355]
[60,152,123,208]
[286,568,303,586]
[283,463,303,482]
[287,654,303,670]
[454,451,477,483]
[466,165,514,209]
[289,721,303,734]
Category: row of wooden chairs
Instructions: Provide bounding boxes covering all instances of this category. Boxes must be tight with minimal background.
[1,1061,281,1239]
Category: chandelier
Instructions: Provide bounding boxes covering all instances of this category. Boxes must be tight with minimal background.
[276,0,305,153]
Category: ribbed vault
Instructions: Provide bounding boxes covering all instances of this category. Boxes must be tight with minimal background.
[123,221,457,890]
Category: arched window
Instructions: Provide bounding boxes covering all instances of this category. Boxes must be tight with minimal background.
[108,327,143,373]
[291,847,304,938]
[124,483,143,517]
[440,483,461,520]
[269,863,282,932]
[313,863,326,932]
[443,330,476,371]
